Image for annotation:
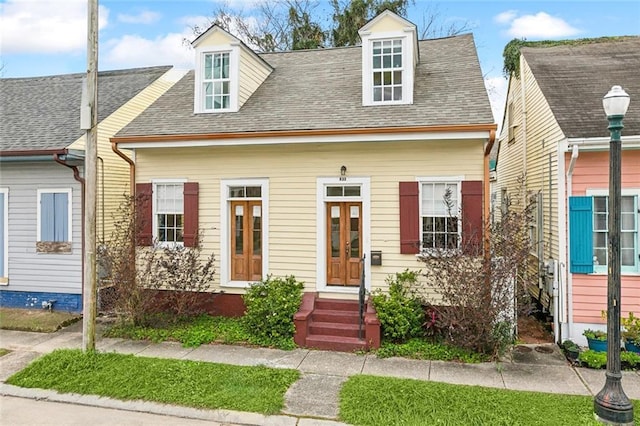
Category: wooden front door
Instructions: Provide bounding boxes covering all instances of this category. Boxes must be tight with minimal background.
[327,202,362,286]
[231,200,262,281]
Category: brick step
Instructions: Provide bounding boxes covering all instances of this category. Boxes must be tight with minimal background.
[314,298,359,312]
[311,309,360,324]
[309,321,362,338]
[305,334,367,352]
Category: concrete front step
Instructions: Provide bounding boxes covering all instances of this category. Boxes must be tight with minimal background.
[309,321,362,338]
[312,309,359,324]
[305,334,367,352]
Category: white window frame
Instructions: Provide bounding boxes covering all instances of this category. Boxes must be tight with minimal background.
[220,178,269,288]
[152,179,187,247]
[417,176,463,253]
[194,45,240,114]
[587,188,640,274]
[361,30,414,106]
[0,188,8,284]
[316,176,371,294]
[36,188,72,243]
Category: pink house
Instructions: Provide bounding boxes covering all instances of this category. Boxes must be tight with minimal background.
[496,37,640,345]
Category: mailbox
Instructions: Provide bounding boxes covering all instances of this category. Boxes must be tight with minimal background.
[370,251,382,266]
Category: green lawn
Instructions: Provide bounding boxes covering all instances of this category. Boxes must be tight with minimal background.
[340,375,640,426]
[7,349,299,415]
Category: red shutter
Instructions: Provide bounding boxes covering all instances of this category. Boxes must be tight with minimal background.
[183,182,199,247]
[135,183,153,246]
[461,180,483,255]
[399,181,420,254]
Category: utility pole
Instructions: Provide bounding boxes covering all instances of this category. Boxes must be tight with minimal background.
[82,0,98,352]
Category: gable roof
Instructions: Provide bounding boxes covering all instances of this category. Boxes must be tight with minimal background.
[522,37,640,139]
[116,34,494,139]
[0,66,171,153]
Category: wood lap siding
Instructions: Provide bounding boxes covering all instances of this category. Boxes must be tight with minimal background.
[399,181,419,254]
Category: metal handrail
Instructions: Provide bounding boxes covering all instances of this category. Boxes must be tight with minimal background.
[359,254,366,339]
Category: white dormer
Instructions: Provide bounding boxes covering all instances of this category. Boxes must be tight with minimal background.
[358,10,418,106]
[191,25,272,114]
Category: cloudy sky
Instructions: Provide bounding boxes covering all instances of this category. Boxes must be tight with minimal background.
[1,0,639,125]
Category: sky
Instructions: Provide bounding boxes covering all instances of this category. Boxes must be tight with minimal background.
[1,0,639,125]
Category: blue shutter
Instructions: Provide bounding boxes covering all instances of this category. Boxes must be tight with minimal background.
[0,192,4,277]
[569,196,594,274]
[53,193,68,242]
[41,193,55,241]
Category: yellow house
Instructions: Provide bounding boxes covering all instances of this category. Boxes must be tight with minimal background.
[111,11,496,350]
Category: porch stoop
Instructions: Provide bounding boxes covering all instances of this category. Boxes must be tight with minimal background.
[294,293,381,352]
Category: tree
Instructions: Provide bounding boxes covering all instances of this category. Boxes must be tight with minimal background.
[330,0,410,47]
[289,7,327,50]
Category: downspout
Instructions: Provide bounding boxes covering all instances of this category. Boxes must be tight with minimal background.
[111,141,135,195]
[54,153,86,301]
[483,129,496,258]
[566,144,579,338]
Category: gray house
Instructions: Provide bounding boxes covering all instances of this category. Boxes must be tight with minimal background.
[0,66,182,311]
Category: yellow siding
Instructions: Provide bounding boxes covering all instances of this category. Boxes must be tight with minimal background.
[67,71,182,240]
[135,139,485,294]
[195,30,234,48]
[238,48,271,108]
[496,58,565,263]
[366,14,409,32]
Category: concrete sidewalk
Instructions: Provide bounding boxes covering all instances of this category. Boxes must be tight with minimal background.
[1,323,639,425]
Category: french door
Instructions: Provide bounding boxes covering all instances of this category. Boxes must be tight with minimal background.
[230,200,262,281]
[326,202,362,286]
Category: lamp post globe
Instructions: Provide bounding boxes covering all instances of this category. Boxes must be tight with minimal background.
[593,85,633,425]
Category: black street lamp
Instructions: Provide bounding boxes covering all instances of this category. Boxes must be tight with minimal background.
[594,85,634,425]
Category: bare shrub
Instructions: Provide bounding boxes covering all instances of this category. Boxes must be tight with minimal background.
[419,188,536,357]
[98,194,216,325]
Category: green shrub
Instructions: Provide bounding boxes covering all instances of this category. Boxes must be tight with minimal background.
[579,349,640,369]
[372,270,424,343]
[243,275,304,348]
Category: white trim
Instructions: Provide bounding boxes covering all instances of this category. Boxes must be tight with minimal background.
[0,188,8,283]
[316,177,371,294]
[361,31,414,106]
[586,188,640,274]
[220,178,269,288]
[117,130,492,150]
[556,141,569,329]
[416,177,464,250]
[194,46,239,114]
[565,135,640,151]
[36,188,72,243]
[152,181,187,247]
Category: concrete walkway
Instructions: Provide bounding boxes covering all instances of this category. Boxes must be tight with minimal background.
[1,323,639,425]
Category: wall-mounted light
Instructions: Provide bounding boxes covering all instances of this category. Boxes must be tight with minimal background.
[340,165,347,181]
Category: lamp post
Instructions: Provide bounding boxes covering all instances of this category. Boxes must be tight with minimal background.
[594,85,633,425]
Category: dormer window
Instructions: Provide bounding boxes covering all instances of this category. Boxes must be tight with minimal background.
[203,52,231,110]
[358,10,417,107]
[372,39,403,102]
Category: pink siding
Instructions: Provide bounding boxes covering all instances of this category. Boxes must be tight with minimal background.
[568,150,640,324]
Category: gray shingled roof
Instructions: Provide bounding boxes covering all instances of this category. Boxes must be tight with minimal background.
[522,37,640,139]
[0,66,171,152]
[117,34,493,138]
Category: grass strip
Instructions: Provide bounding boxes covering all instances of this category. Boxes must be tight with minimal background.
[7,349,299,415]
[340,375,640,426]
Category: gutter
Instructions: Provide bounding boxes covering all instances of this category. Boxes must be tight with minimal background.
[53,153,86,304]
[565,144,579,340]
[111,141,135,195]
